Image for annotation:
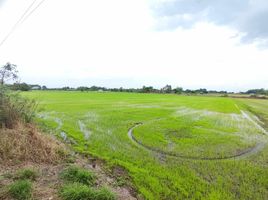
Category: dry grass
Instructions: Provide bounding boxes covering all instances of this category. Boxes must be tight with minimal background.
[0,122,67,165]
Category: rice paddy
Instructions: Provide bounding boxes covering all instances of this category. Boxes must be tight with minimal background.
[24,91,268,200]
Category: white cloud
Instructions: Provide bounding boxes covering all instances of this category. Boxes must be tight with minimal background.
[0,0,267,91]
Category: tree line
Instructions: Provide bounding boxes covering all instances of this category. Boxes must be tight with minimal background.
[0,62,267,95]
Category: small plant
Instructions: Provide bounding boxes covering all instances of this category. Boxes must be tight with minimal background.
[60,165,96,186]
[8,180,32,200]
[115,176,127,187]
[3,172,13,179]
[15,168,38,181]
[59,183,94,200]
[93,187,116,200]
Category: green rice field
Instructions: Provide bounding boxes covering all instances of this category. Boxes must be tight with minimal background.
[24,91,268,200]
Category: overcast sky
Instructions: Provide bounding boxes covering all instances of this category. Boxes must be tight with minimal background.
[0,0,267,91]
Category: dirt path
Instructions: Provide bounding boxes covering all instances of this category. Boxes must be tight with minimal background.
[128,122,267,161]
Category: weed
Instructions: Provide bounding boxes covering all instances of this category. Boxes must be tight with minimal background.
[60,166,96,186]
[59,183,116,200]
[15,168,38,181]
[93,187,116,200]
[8,180,32,200]
[59,183,93,200]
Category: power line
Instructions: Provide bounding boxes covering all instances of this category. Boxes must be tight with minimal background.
[0,0,46,48]
[19,0,47,27]
[0,0,38,47]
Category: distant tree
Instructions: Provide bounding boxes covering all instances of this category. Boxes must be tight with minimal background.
[185,89,195,94]
[246,88,267,95]
[0,62,18,85]
[195,88,208,94]
[173,87,183,94]
[219,90,227,94]
[62,86,70,91]
[42,85,47,90]
[142,86,154,93]
[12,82,31,91]
[161,85,172,93]
[77,86,89,91]
[30,84,41,90]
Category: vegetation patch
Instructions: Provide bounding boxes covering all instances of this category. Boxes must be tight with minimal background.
[60,165,96,186]
[24,91,268,199]
[0,123,67,165]
[8,180,32,200]
[15,168,38,181]
[59,183,116,200]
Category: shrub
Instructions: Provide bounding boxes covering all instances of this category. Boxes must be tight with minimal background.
[60,166,96,186]
[0,86,37,128]
[15,168,38,181]
[8,180,32,200]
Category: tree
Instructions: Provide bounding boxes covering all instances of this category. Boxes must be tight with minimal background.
[62,86,70,91]
[142,86,154,93]
[161,85,172,93]
[41,85,47,90]
[12,82,31,91]
[0,62,18,85]
[173,87,183,94]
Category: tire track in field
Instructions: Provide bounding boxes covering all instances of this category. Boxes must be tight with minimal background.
[128,120,267,161]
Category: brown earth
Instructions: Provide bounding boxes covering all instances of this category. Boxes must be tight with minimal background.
[0,123,137,200]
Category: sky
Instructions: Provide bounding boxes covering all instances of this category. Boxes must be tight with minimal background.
[0,0,267,91]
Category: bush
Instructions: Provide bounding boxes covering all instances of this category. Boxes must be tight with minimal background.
[15,168,38,181]
[0,86,37,128]
[9,180,32,200]
[59,184,116,200]
[60,166,96,186]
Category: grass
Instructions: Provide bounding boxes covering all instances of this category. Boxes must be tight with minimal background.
[59,183,116,200]
[24,91,268,199]
[15,168,38,181]
[0,122,67,164]
[9,180,32,200]
[59,183,94,200]
[60,165,96,186]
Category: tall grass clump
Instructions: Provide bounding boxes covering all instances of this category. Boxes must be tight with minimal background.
[59,183,116,200]
[93,187,116,200]
[59,183,94,200]
[60,166,96,186]
[15,168,38,181]
[8,180,32,200]
[0,85,37,128]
